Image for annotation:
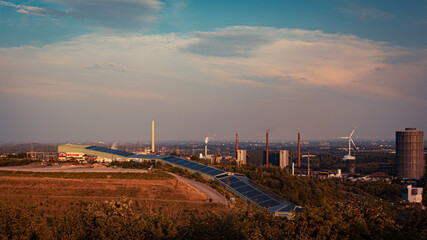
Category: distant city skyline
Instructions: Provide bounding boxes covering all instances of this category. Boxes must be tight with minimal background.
[1,0,426,142]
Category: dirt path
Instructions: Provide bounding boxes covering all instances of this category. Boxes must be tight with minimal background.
[167,172,227,205]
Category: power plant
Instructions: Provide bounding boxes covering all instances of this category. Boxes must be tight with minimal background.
[396,128,425,179]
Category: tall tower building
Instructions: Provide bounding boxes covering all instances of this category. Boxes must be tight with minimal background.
[396,128,425,179]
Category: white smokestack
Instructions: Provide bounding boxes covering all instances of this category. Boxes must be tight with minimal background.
[292,162,295,175]
[204,137,209,159]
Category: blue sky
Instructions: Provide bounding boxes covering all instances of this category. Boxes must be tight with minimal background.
[1,0,427,142]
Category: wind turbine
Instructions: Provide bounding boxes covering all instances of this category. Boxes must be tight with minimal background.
[338,127,357,161]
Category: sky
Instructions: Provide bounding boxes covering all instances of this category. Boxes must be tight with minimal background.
[1,0,427,143]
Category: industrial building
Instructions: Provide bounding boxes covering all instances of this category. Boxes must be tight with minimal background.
[58,144,132,162]
[237,150,291,169]
[396,128,425,179]
[402,185,423,203]
[58,144,302,217]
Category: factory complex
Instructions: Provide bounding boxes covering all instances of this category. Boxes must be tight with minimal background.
[58,144,303,217]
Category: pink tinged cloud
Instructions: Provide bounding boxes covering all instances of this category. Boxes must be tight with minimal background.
[0,27,426,105]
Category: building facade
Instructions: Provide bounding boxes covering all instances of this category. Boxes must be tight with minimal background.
[402,185,423,203]
[396,128,425,179]
[237,150,291,169]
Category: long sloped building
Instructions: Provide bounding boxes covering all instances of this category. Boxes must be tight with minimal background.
[58,144,302,217]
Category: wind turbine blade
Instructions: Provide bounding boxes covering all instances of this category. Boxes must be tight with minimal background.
[338,137,349,139]
[349,127,357,138]
[350,138,357,149]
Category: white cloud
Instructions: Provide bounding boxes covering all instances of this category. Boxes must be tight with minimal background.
[1,26,426,106]
[0,0,58,16]
[338,3,394,20]
[88,62,132,72]
[0,0,162,29]
[1,26,427,141]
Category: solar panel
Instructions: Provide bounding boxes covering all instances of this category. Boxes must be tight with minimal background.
[163,157,180,163]
[223,176,241,184]
[191,165,207,171]
[181,162,196,167]
[85,146,133,157]
[252,194,271,203]
[173,159,188,165]
[209,170,226,176]
[234,185,255,194]
[199,167,218,174]
[229,181,247,189]
[219,177,231,184]
[162,157,184,164]
[234,175,250,184]
[258,199,281,208]
[202,168,221,174]
[244,189,264,199]
[191,164,204,169]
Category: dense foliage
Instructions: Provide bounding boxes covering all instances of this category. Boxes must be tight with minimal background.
[0,198,426,240]
[0,157,40,166]
[219,164,402,206]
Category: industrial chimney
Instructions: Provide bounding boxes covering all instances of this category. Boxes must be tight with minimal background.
[266,131,269,165]
[298,132,301,168]
[205,137,209,159]
[236,133,239,158]
[152,120,155,153]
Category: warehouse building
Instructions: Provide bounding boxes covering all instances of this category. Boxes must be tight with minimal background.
[58,144,133,162]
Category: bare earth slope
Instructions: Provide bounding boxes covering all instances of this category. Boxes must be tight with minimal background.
[0,165,228,217]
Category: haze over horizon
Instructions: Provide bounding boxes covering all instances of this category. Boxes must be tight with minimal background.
[1,0,426,143]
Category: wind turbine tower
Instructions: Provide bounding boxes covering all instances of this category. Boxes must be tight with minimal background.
[338,127,357,173]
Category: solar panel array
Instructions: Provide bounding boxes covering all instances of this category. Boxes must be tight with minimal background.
[161,156,226,177]
[216,174,285,208]
[85,146,134,157]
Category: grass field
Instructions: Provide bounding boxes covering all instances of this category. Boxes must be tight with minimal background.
[0,171,229,218]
